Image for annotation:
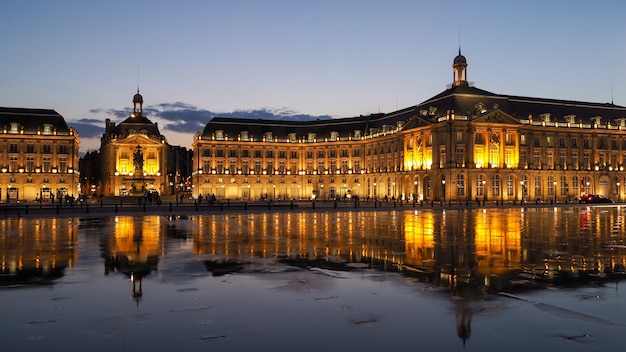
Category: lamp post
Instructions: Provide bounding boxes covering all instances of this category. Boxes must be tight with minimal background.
[586,181,590,195]
[414,180,418,201]
[553,181,557,203]
[617,182,621,202]
[520,181,525,203]
[392,181,396,200]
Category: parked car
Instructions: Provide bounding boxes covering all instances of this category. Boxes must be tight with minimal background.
[579,194,615,204]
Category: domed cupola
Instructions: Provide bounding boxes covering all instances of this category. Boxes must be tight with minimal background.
[133,89,143,116]
[453,48,468,87]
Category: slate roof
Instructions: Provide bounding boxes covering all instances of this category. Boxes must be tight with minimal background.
[410,84,626,123]
[111,114,162,138]
[200,113,405,140]
[0,107,72,135]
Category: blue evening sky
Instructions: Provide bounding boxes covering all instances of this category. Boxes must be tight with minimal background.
[1,0,625,151]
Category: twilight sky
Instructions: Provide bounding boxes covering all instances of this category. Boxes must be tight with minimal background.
[1,0,625,152]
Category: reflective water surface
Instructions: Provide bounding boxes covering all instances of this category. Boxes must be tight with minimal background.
[1,207,625,351]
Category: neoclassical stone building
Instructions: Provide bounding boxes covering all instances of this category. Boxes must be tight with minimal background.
[192,52,626,203]
[0,107,80,202]
[98,91,170,196]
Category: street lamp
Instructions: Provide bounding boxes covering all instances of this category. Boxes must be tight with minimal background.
[617,182,621,201]
[553,181,557,203]
[586,181,590,194]
[520,180,525,203]
[373,182,377,200]
[414,180,418,201]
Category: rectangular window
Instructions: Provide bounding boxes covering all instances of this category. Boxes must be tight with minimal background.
[216,149,224,157]
[456,148,464,166]
[456,131,464,143]
[547,175,555,196]
[26,157,35,172]
[546,151,553,169]
[203,148,212,157]
[9,156,18,172]
[9,144,18,153]
[456,174,465,196]
[229,149,237,157]
[58,144,68,154]
[59,157,67,173]
[43,157,51,172]
[491,174,500,196]
[26,144,35,153]
[534,176,542,197]
[560,175,568,196]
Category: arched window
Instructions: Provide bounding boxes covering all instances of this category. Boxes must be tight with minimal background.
[456,174,465,196]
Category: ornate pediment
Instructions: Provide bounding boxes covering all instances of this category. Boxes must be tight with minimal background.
[473,110,520,124]
[403,115,434,130]
[117,134,163,146]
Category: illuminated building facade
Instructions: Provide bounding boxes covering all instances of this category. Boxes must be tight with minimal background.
[99,91,170,196]
[193,52,626,202]
[0,107,80,202]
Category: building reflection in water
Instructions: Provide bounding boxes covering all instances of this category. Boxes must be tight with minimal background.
[102,216,162,301]
[191,208,626,286]
[0,218,77,286]
[1,208,625,345]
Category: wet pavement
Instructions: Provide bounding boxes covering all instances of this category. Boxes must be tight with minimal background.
[1,207,625,351]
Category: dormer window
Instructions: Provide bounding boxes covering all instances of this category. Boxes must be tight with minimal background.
[330,131,339,141]
[591,116,602,126]
[564,115,577,124]
[216,130,224,140]
[264,132,273,142]
[288,133,297,143]
[307,133,316,142]
[9,122,19,134]
[241,131,249,141]
[540,113,551,123]
[353,130,362,140]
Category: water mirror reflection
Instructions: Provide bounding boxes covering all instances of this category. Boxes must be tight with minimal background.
[1,207,625,351]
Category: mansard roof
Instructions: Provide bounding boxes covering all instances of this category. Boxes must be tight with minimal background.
[201,112,409,140]
[110,114,162,138]
[410,84,626,124]
[0,107,73,135]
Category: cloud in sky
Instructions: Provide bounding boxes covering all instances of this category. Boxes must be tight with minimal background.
[71,103,332,141]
